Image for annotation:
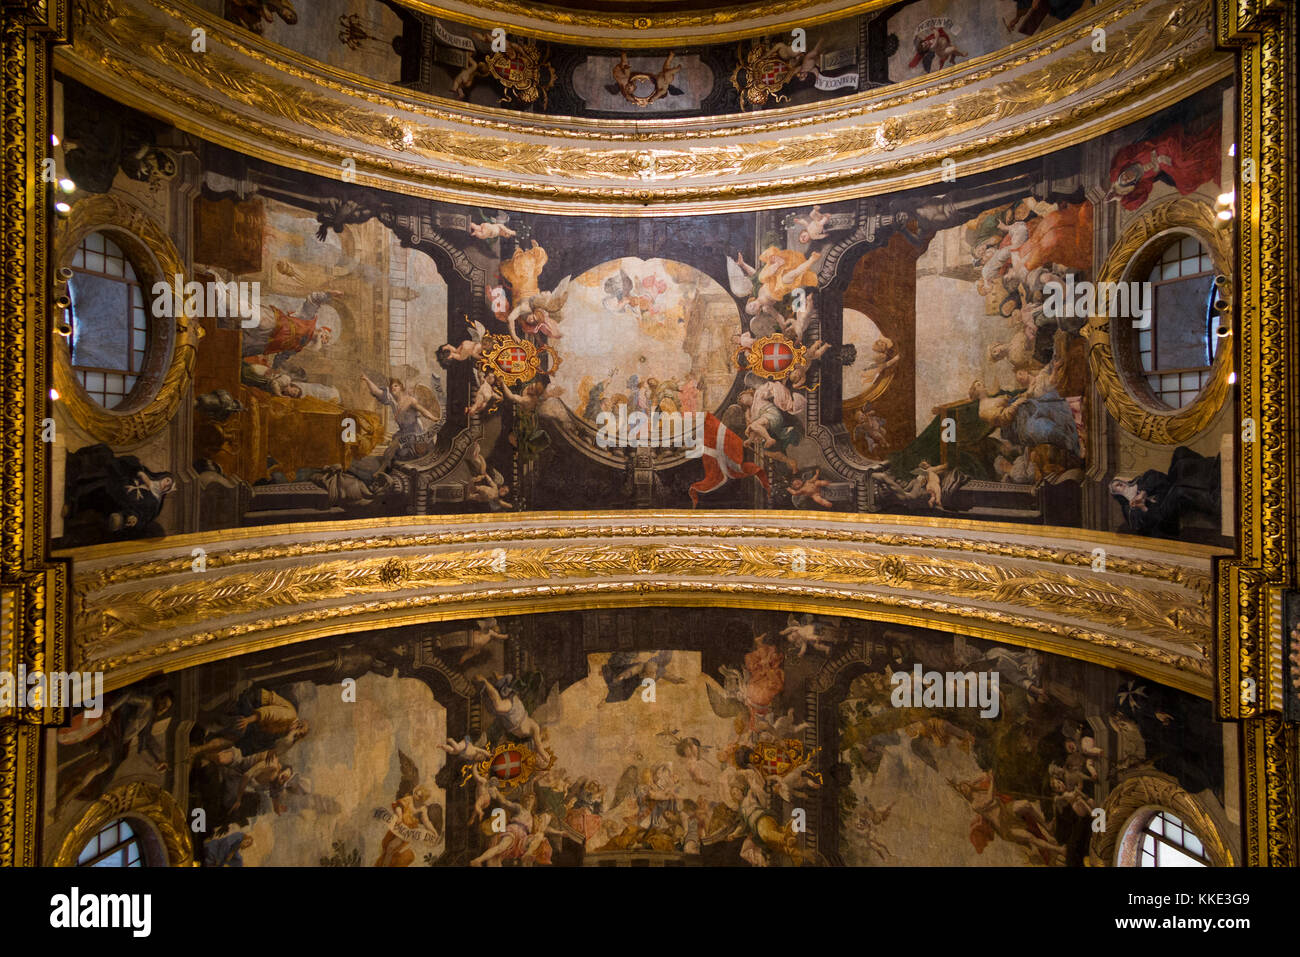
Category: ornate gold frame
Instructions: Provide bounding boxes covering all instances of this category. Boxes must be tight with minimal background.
[1085,197,1234,443]
[52,193,201,446]
[51,780,194,867]
[1,0,1295,866]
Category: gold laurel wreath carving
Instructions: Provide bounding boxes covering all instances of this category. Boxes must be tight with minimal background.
[1085,197,1234,443]
[52,194,202,445]
[73,537,1211,687]
[52,780,194,867]
[69,520,1216,593]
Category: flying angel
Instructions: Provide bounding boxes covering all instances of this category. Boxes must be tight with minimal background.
[780,613,845,657]
[468,210,517,241]
[436,319,490,368]
[509,276,572,340]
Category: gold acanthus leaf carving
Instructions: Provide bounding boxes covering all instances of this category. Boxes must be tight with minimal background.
[76,542,1209,661]
[70,521,1215,594]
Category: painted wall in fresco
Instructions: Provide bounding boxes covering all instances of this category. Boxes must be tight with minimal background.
[44,609,1229,866]
[186,0,1095,117]
[52,79,1234,547]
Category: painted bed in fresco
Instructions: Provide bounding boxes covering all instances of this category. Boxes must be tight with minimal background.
[44,608,1227,866]
[53,78,1233,547]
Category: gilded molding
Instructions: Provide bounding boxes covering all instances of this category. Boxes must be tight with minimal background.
[2,0,69,868]
[1240,716,1296,866]
[51,780,194,866]
[1085,197,1234,443]
[67,516,1219,593]
[68,520,1216,695]
[1213,1,1293,721]
[391,0,893,47]
[52,0,1230,212]
[1211,0,1296,865]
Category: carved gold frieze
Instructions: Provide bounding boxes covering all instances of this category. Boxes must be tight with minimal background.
[53,0,1229,211]
[69,520,1216,697]
[393,0,895,47]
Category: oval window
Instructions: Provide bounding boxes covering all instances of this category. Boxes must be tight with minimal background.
[67,232,154,410]
[1133,235,1220,410]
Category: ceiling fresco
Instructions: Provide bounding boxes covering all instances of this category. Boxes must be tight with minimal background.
[184,0,1097,117]
[53,77,1235,551]
[42,608,1231,866]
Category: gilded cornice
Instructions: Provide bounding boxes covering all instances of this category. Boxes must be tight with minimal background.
[391,0,891,47]
[54,0,1232,213]
[68,514,1218,697]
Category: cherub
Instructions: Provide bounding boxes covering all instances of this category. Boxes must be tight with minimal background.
[755,707,811,740]
[436,319,489,368]
[850,404,889,454]
[459,618,509,664]
[780,612,841,655]
[788,468,834,509]
[771,35,825,81]
[450,52,491,99]
[653,52,682,101]
[440,734,491,763]
[476,675,545,755]
[768,760,822,804]
[850,799,894,862]
[375,751,442,867]
[466,474,512,511]
[468,211,516,240]
[467,369,503,417]
[500,380,563,413]
[912,460,949,509]
[792,204,831,244]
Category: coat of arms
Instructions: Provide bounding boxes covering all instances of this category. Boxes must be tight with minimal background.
[734,333,807,382]
[461,742,545,791]
[478,334,561,387]
[485,40,555,109]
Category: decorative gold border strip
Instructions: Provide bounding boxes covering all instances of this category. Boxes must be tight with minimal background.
[52,0,1231,213]
[1214,0,1297,866]
[70,525,1214,697]
[1,0,70,869]
[389,0,892,47]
